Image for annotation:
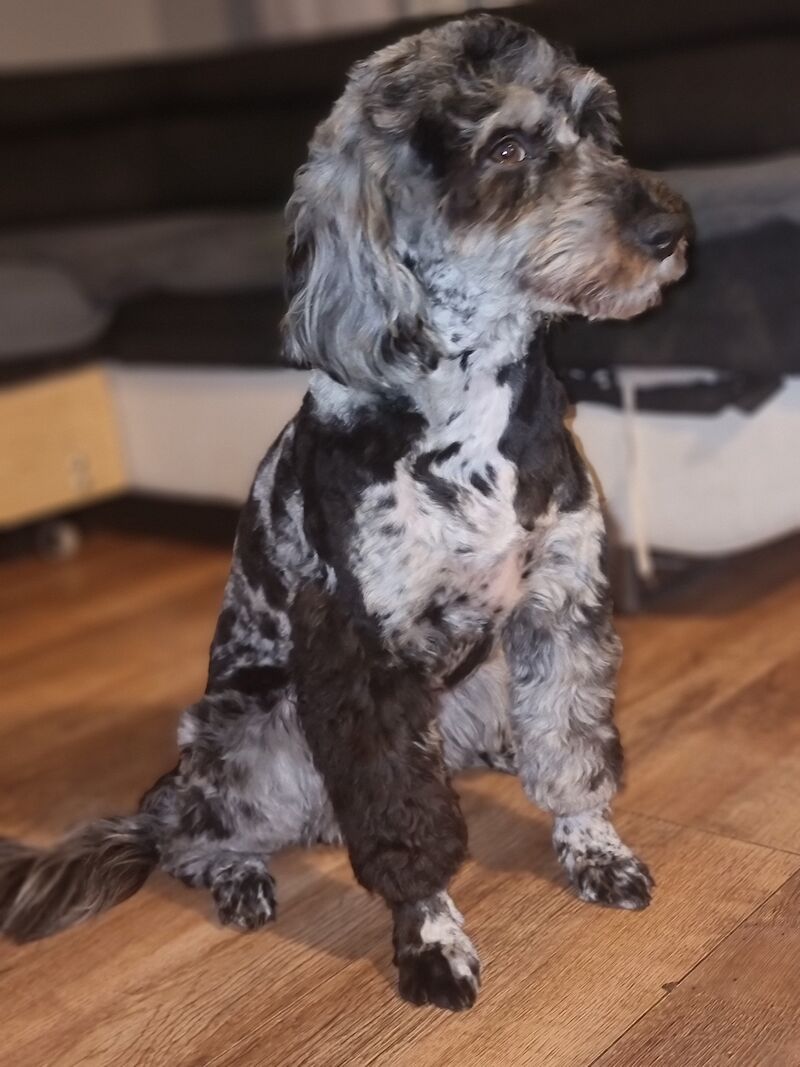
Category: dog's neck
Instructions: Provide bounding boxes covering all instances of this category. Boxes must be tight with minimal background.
[420,256,534,358]
[310,235,550,430]
[407,246,545,427]
[310,307,545,435]
[413,308,540,430]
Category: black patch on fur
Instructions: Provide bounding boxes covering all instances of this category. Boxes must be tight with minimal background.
[498,339,590,529]
[597,721,624,790]
[294,392,427,617]
[392,897,478,1009]
[444,629,494,688]
[380,316,439,371]
[418,600,445,627]
[179,788,232,840]
[222,665,290,697]
[469,471,492,496]
[412,442,462,510]
[396,945,478,1011]
[275,393,425,629]
[411,112,459,180]
[236,496,288,609]
[373,492,397,512]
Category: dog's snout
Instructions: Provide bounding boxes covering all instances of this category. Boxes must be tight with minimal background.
[632,211,685,260]
[621,169,692,261]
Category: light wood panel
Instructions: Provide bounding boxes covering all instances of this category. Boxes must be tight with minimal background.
[0,366,127,527]
[0,531,798,1067]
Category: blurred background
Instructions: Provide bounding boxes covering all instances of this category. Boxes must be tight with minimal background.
[0,0,798,594]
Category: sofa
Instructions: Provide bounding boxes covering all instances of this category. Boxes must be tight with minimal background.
[1,0,798,586]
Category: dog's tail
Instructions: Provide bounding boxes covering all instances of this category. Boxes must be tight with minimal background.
[0,814,159,942]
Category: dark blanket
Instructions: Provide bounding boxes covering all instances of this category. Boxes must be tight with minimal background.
[552,221,799,410]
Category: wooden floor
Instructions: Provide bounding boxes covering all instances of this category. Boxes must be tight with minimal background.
[1,530,799,1067]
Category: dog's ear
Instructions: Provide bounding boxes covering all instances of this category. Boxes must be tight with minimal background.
[281,108,436,388]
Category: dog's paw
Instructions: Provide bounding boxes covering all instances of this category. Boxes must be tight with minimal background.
[571,852,654,910]
[397,941,481,1011]
[212,866,277,930]
[554,813,654,911]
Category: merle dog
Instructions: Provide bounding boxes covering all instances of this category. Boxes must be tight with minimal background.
[0,16,689,1011]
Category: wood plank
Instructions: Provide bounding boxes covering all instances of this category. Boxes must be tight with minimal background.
[1,776,795,1067]
[619,655,800,854]
[592,869,800,1067]
[206,789,797,1067]
[0,532,229,665]
[615,538,800,711]
[0,534,229,839]
[613,539,800,854]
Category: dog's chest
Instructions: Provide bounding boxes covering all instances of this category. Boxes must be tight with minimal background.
[351,416,528,659]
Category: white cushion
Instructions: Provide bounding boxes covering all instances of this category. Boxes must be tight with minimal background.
[107,363,800,557]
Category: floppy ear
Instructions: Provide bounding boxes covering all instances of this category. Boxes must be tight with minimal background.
[282,110,436,388]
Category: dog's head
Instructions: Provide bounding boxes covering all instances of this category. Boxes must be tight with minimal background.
[284,15,691,387]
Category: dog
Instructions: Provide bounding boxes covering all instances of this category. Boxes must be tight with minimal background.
[0,15,689,1012]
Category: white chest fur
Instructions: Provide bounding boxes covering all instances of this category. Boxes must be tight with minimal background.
[351,364,528,647]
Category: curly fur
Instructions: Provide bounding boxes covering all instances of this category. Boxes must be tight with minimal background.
[0,15,688,1010]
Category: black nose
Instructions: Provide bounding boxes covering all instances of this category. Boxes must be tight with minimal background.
[633,212,685,260]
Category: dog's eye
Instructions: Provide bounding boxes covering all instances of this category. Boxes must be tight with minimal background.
[489,136,528,165]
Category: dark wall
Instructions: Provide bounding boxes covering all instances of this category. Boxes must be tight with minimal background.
[1,0,798,226]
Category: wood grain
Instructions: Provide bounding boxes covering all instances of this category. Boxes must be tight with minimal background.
[593,870,800,1067]
[0,531,798,1067]
[614,536,800,854]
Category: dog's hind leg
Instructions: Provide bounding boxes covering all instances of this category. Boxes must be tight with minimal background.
[291,584,480,1011]
[160,842,278,931]
[144,685,337,930]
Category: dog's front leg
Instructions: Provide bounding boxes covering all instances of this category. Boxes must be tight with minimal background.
[291,583,480,1010]
[502,569,653,910]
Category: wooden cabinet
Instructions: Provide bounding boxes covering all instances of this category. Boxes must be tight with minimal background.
[0,366,127,528]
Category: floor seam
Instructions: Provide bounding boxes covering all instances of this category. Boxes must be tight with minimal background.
[615,805,800,859]
[583,866,800,1067]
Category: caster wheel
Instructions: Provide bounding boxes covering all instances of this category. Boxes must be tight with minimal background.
[35,520,82,561]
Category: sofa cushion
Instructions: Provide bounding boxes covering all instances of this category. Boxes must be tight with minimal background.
[0,263,107,359]
[0,210,286,302]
